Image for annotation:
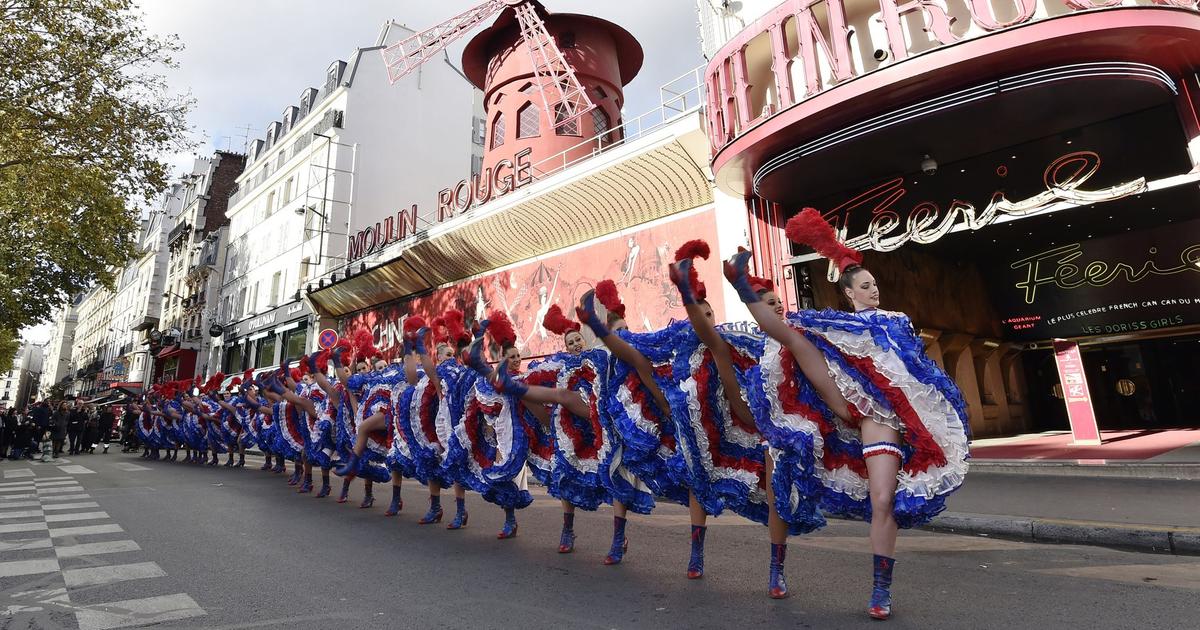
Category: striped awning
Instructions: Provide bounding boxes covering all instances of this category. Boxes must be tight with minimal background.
[308,114,713,317]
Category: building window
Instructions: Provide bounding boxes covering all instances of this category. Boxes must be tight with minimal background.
[276,151,285,170]
[491,113,505,149]
[283,328,307,361]
[254,335,277,369]
[592,107,611,140]
[269,272,281,307]
[223,343,243,373]
[300,257,311,281]
[265,190,276,215]
[555,103,580,136]
[517,102,539,138]
[283,177,293,204]
[236,287,246,318]
[304,206,320,239]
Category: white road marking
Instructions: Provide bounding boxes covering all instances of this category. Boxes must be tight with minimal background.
[2,469,33,478]
[0,485,35,494]
[56,465,95,475]
[0,480,36,488]
[55,540,141,559]
[33,480,80,487]
[48,524,123,538]
[37,486,85,494]
[30,476,74,482]
[0,500,41,509]
[75,593,206,630]
[0,538,54,552]
[0,558,60,578]
[0,493,37,501]
[41,502,100,511]
[62,561,166,588]
[111,463,151,472]
[44,511,108,523]
[39,493,91,501]
[0,510,43,520]
[0,522,49,534]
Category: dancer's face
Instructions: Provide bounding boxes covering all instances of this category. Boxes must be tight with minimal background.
[503,346,521,372]
[610,318,628,333]
[843,270,880,311]
[437,344,454,362]
[564,331,584,354]
[356,362,369,375]
[761,290,785,319]
[373,359,388,372]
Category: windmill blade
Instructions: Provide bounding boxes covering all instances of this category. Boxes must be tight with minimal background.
[381,0,506,84]
[511,2,596,132]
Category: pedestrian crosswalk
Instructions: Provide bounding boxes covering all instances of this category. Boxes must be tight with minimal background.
[0,469,206,629]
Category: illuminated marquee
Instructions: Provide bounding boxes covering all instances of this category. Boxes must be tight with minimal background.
[704,0,1200,154]
[818,151,1147,272]
[347,148,534,261]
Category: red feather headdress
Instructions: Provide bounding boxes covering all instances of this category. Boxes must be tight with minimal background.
[350,328,380,361]
[314,349,330,373]
[487,310,516,349]
[403,315,426,335]
[431,316,449,346]
[674,239,710,300]
[748,274,774,293]
[785,208,863,273]
[542,304,580,336]
[297,355,311,376]
[595,279,625,319]
[443,310,471,345]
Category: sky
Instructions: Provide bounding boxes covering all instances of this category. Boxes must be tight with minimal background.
[140,0,706,179]
[22,0,706,345]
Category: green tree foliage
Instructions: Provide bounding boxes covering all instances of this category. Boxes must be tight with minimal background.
[0,328,18,370]
[0,0,192,331]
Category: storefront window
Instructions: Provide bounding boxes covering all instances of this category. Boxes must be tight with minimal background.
[161,357,179,382]
[283,328,308,361]
[254,335,277,369]
[223,344,243,374]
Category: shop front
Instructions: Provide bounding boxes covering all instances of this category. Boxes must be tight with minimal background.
[706,0,1200,438]
[219,300,313,375]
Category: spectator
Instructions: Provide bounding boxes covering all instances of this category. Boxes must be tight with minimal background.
[1,407,16,457]
[121,404,139,452]
[98,405,115,454]
[51,401,69,457]
[83,409,100,454]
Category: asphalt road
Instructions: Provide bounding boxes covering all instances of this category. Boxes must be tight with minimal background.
[1,453,1197,630]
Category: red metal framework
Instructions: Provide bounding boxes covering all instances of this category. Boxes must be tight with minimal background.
[381,0,594,132]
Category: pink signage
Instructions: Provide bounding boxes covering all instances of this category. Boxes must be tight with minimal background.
[1051,340,1101,445]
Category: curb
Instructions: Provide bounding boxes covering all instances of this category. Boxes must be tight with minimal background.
[923,511,1200,556]
[968,461,1200,481]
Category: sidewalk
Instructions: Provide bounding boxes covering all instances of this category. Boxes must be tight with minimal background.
[914,429,1200,554]
[966,429,1200,479]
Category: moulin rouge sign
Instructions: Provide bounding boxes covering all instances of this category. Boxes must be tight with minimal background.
[705,0,1199,153]
[347,148,535,261]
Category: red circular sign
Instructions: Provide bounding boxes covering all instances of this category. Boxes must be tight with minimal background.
[318,329,339,349]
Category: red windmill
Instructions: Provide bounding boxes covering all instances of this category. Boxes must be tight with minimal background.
[381,0,595,132]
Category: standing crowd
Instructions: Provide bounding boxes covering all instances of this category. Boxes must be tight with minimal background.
[125,210,969,621]
[1,399,135,461]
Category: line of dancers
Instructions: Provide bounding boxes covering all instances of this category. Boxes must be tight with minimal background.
[130,210,969,621]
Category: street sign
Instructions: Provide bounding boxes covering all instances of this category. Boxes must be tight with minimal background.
[318,328,339,349]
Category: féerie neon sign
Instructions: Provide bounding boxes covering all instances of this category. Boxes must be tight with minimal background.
[821,151,1146,262]
[1011,241,1200,304]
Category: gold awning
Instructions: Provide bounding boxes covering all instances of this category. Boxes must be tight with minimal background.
[308,113,713,317]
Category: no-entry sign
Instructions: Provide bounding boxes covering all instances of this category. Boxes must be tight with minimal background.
[318,329,338,349]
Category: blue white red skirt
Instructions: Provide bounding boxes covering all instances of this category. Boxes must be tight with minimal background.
[609,323,692,508]
[667,326,769,525]
[452,372,532,510]
[769,308,970,528]
[304,388,335,470]
[396,368,456,486]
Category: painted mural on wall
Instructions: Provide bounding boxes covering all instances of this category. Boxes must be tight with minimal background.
[340,209,723,362]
